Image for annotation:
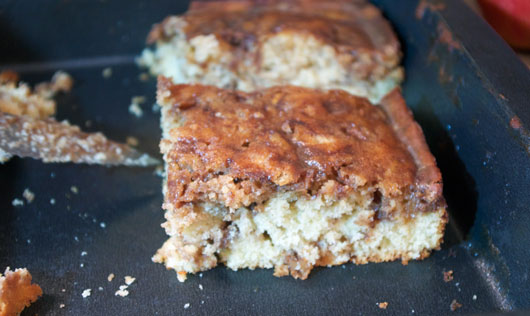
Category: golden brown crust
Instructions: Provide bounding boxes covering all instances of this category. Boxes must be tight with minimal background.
[0,267,42,316]
[379,89,445,205]
[158,78,444,214]
[148,0,400,73]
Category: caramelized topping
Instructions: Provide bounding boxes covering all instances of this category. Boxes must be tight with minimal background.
[158,78,426,209]
[149,0,399,60]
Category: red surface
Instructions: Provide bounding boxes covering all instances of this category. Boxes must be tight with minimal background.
[478,0,530,50]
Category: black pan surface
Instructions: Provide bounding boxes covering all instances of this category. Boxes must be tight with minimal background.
[1,0,529,315]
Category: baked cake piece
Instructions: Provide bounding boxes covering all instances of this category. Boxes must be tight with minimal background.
[0,70,73,163]
[140,0,403,103]
[0,70,72,120]
[0,71,155,166]
[153,77,447,281]
[0,267,42,316]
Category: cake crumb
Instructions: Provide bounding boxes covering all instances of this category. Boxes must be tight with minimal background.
[198,284,203,290]
[98,287,103,291]
[70,186,79,194]
[12,198,24,207]
[126,136,139,147]
[450,299,462,311]
[139,72,149,82]
[443,270,454,282]
[59,303,65,308]
[102,67,113,78]
[129,103,143,118]
[378,302,388,309]
[61,288,66,292]
[100,222,106,228]
[472,294,477,300]
[184,303,190,309]
[177,271,187,282]
[81,251,87,257]
[115,285,129,297]
[124,276,135,285]
[51,71,74,93]
[81,289,91,298]
[23,189,35,203]
[0,267,43,316]
[107,273,115,282]
[50,198,56,205]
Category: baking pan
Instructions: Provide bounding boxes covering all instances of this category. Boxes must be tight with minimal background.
[1,0,529,314]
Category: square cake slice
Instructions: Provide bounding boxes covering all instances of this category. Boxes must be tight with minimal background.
[140,0,403,103]
[153,77,447,281]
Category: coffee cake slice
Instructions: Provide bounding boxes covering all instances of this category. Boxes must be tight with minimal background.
[153,77,447,281]
[140,0,403,103]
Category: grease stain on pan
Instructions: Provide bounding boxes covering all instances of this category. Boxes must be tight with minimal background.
[415,0,446,20]
[437,22,462,52]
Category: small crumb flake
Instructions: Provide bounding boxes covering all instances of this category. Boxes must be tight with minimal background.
[100,222,106,228]
[378,302,388,309]
[50,198,56,205]
[12,198,24,207]
[184,303,190,309]
[198,284,203,291]
[129,96,145,117]
[129,103,143,118]
[443,270,454,282]
[124,276,135,285]
[177,271,187,282]
[115,285,129,297]
[98,287,103,291]
[126,136,139,147]
[81,251,87,256]
[23,189,35,203]
[472,294,477,300]
[80,263,84,268]
[107,273,115,282]
[102,67,113,78]
[450,299,462,311]
[70,186,79,194]
[139,72,149,82]
[81,289,91,298]
[61,288,66,292]
[60,303,65,308]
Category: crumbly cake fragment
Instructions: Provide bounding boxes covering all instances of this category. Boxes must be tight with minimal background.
[0,267,42,316]
[0,72,156,166]
[154,79,447,280]
[140,0,403,103]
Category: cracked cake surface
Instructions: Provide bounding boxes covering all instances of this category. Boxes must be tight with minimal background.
[154,78,447,281]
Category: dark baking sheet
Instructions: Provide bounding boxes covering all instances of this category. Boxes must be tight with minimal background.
[1,0,529,315]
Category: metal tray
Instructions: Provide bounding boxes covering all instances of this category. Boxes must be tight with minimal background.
[1,0,529,314]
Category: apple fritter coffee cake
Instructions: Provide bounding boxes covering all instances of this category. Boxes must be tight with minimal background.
[153,78,447,281]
